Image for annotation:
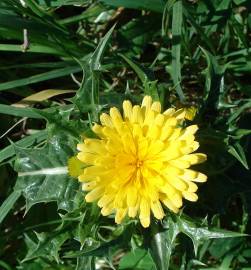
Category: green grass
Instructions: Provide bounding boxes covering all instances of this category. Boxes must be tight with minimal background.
[0,0,251,269]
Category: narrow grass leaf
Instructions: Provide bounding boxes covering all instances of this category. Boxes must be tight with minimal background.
[0,190,21,224]
[171,0,185,102]
[0,66,81,91]
[0,104,43,118]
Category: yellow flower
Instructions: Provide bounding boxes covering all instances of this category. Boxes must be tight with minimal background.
[75,96,207,228]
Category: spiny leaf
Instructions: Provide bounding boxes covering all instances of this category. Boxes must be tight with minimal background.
[170,214,245,256]
[14,133,79,212]
[73,25,116,120]
[119,248,157,270]
[23,231,70,263]
[228,142,249,170]
[0,130,47,163]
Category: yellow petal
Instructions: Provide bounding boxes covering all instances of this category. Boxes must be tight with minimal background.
[127,187,138,207]
[186,181,198,193]
[143,109,155,127]
[77,139,106,154]
[128,205,138,218]
[110,107,123,132]
[163,108,175,116]
[132,105,143,124]
[182,191,198,202]
[146,140,164,157]
[168,128,181,141]
[141,96,152,111]
[133,123,143,138]
[180,153,207,165]
[77,152,96,165]
[160,181,183,207]
[114,190,127,208]
[151,200,164,219]
[123,100,133,120]
[155,114,165,126]
[167,193,182,208]
[139,198,150,228]
[151,101,161,113]
[164,117,178,127]
[169,159,190,169]
[158,142,183,161]
[115,208,127,224]
[161,196,179,213]
[173,108,186,119]
[101,204,114,216]
[98,195,113,207]
[181,170,207,183]
[85,187,104,202]
[160,126,174,141]
[164,174,188,191]
[181,141,199,154]
[138,138,149,160]
[147,125,160,140]
[100,113,113,127]
[92,124,104,137]
[110,107,123,122]
[82,181,97,191]
[122,134,136,155]
[182,125,198,136]
[102,127,118,141]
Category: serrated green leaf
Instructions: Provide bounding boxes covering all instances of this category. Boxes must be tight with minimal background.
[145,219,179,270]
[119,248,157,270]
[175,214,245,256]
[14,134,79,212]
[73,25,115,120]
[23,231,70,263]
[228,142,249,170]
[0,130,47,163]
[76,256,95,270]
[36,107,86,139]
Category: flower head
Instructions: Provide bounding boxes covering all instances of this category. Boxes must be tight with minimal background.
[75,96,207,228]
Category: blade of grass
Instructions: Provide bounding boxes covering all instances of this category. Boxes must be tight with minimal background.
[100,0,165,13]
[0,65,81,91]
[171,0,185,103]
[0,190,21,224]
[0,104,43,118]
[0,44,67,55]
[57,4,104,25]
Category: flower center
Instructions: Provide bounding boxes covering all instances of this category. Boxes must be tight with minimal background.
[136,159,143,168]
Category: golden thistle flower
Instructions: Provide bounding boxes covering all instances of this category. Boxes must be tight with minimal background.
[75,96,207,228]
